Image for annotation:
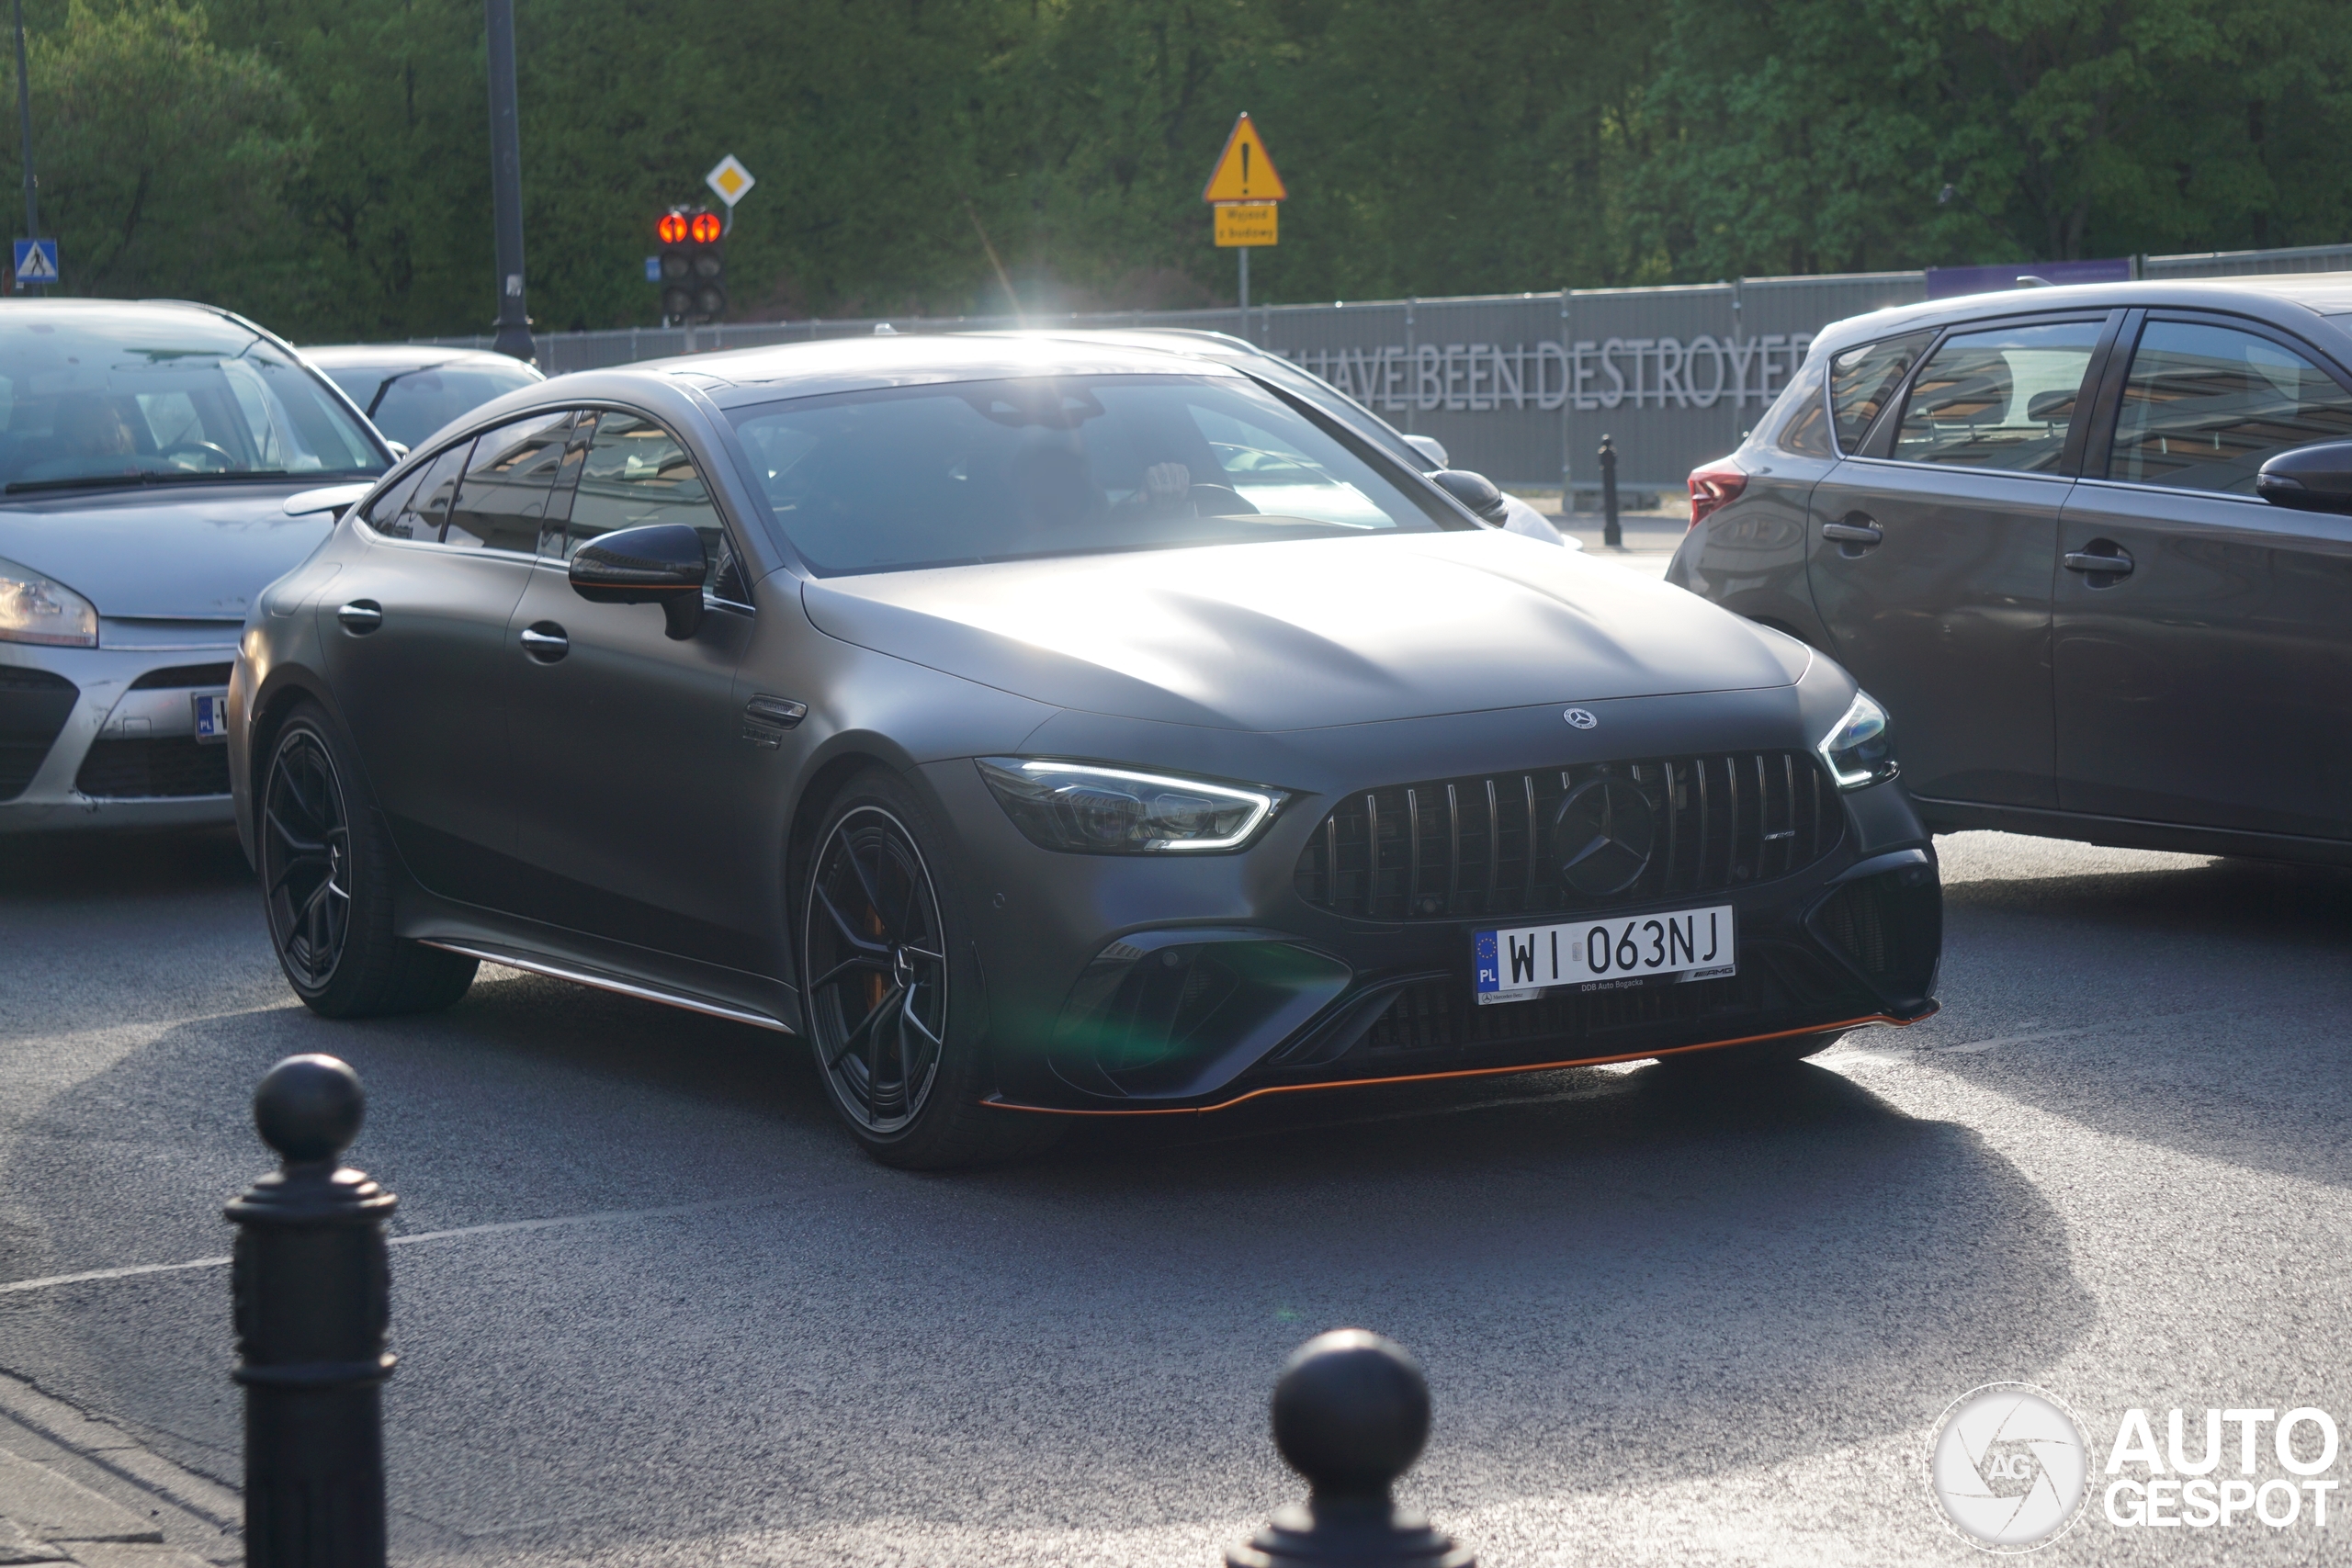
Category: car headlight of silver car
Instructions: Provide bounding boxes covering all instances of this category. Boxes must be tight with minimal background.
[1816,690,1896,790]
[0,555,98,648]
[978,758,1287,853]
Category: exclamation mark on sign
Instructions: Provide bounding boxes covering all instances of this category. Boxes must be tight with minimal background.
[1240,142,1250,197]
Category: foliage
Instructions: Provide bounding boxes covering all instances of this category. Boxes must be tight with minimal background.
[5,0,2349,340]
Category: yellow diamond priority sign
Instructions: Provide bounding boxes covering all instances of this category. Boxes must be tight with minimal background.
[705,154,755,209]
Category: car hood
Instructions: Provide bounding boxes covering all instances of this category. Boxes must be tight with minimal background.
[800,530,1798,731]
[0,487,335,619]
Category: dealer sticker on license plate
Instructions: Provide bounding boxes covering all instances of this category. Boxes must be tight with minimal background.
[191,692,230,743]
[1474,905,1736,1004]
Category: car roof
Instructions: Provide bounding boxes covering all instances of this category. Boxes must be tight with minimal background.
[299,343,543,376]
[1812,273,2352,359]
[608,332,1245,410]
[0,296,267,336]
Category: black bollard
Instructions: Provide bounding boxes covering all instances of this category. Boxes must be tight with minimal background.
[1599,434,1621,548]
[225,1055,395,1568]
[1226,1330,1474,1568]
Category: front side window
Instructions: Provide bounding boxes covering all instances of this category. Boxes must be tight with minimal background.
[729,373,1455,576]
[1829,331,1933,452]
[567,412,748,601]
[2109,321,2352,494]
[0,314,384,496]
[443,411,571,553]
[1893,321,2104,472]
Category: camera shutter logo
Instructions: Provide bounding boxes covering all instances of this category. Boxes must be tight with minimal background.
[1927,1383,2089,1551]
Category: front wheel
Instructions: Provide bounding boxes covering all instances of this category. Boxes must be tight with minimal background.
[798,768,1057,1168]
[258,703,477,1017]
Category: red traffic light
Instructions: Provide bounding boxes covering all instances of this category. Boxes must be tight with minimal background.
[688,211,723,244]
[656,212,689,244]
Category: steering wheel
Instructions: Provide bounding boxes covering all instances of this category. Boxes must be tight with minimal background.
[158,441,237,473]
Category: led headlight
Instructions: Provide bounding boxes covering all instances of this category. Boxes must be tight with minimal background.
[1816,690,1896,790]
[0,556,97,647]
[978,758,1287,853]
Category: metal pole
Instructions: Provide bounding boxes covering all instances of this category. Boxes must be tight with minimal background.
[484,0,533,361]
[1238,246,1250,341]
[1600,434,1621,548]
[12,0,36,294]
[227,1055,394,1568]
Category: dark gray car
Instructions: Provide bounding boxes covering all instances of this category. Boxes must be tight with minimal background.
[232,334,1940,1167]
[1669,276,2352,866]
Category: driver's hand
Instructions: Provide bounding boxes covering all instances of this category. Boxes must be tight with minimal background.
[1143,462,1190,504]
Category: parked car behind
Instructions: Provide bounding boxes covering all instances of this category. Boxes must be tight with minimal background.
[0,299,392,831]
[232,333,1939,1168]
[301,344,543,452]
[1669,275,2352,865]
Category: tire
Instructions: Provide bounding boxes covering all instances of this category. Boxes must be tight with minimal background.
[797,767,1058,1168]
[1652,1028,1845,1075]
[257,702,478,1018]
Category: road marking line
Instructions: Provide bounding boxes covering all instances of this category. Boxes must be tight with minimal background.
[1935,1026,2091,1055]
[0,1199,766,1295]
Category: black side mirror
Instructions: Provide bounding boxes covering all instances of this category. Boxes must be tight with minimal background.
[1430,468,1509,525]
[2256,441,2352,515]
[570,523,707,640]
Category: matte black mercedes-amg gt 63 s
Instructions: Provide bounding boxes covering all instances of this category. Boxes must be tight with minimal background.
[232,336,1940,1166]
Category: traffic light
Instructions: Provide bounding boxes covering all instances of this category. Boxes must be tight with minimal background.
[653,205,726,322]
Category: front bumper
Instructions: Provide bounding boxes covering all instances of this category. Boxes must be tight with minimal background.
[0,627,243,833]
[922,696,1942,1114]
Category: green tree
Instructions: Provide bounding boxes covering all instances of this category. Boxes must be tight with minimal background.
[0,0,310,314]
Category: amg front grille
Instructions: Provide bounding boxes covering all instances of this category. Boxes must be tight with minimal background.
[1293,752,1843,920]
[0,667,77,800]
[75,737,230,798]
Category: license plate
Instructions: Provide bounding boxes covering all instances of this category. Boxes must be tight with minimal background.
[191,691,230,743]
[1474,905,1736,1004]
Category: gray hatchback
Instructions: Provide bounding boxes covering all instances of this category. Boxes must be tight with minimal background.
[1669,275,2352,865]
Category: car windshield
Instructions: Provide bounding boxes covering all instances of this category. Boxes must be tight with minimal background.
[0,313,386,495]
[729,373,1455,574]
[334,360,542,448]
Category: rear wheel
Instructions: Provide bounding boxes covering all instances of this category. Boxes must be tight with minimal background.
[1653,1028,1844,1075]
[258,703,477,1017]
[798,768,1057,1168]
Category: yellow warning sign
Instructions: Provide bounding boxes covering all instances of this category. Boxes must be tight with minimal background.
[1214,203,1278,248]
[1202,113,1286,204]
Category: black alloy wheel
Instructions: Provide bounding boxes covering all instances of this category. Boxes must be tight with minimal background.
[257,704,477,1017]
[804,803,951,1135]
[261,723,353,992]
[797,769,1061,1168]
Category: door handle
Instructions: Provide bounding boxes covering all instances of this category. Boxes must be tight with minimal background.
[2063,546,2134,579]
[336,601,382,633]
[519,623,569,662]
[1820,519,1883,546]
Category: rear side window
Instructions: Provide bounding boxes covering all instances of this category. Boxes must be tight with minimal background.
[2109,321,2352,494]
[1893,321,2103,472]
[1829,331,1933,452]
[443,411,571,553]
[367,442,469,542]
[1767,353,1833,457]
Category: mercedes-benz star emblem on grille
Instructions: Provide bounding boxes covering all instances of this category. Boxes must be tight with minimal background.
[1563,707,1598,729]
[1553,777,1657,896]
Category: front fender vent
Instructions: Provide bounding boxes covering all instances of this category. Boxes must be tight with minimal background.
[1293,751,1843,921]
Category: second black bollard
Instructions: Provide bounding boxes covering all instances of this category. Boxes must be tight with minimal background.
[1226,1330,1474,1568]
[1599,433,1621,548]
[226,1055,395,1568]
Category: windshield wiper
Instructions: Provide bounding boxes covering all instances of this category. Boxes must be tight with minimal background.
[5,468,372,496]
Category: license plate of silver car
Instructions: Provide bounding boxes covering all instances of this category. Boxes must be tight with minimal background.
[191,691,230,742]
[1473,905,1736,1004]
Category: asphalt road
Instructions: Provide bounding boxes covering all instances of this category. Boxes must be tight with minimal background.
[3,823,2348,1567]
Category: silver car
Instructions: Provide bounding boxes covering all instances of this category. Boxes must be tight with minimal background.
[0,300,392,832]
[300,344,544,453]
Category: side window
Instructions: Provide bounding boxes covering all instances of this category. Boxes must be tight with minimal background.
[360,466,425,540]
[1828,331,1933,452]
[568,412,748,601]
[1770,353,1833,457]
[1894,321,2103,472]
[377,442,469,542]
[2109,321,2352,494]
[444,411,571,553]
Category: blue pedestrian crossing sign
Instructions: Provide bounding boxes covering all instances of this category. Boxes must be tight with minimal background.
[13,239,57,284]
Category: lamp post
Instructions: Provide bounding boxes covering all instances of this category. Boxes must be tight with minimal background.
[485,0,533,361]
[12,0,38,294]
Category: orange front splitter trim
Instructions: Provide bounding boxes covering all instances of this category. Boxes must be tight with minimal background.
[982,1004,1938,1117]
